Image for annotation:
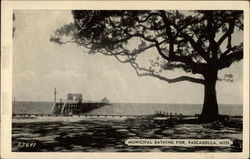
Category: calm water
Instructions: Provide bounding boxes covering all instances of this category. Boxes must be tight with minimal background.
[13,102,242,116]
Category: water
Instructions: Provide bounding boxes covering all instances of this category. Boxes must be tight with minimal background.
[13,102,242,116]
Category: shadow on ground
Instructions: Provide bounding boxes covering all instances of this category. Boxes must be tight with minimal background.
[12,117,242,152]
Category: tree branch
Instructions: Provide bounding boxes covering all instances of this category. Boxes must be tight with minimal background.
[155,41,207,75]
[129,60,204,84]
[178,34,210,62]
[217,19,235,46]
[134,12,161,23]
[218,50,243,69]
[50,37,76,45]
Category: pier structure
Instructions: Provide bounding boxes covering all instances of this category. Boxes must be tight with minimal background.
[50,93,109,115]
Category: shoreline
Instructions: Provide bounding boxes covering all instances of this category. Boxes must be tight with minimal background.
[12,114,243,129]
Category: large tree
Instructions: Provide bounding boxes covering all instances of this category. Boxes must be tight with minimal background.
[51,10,243,122]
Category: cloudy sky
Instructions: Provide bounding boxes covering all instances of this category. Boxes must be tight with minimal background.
[13,10,243,104]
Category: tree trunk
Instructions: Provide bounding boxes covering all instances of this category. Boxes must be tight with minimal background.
[200,70,219,122]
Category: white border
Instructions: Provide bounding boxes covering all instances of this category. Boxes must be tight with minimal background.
[1,1,249,159]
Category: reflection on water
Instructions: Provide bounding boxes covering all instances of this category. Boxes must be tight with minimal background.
[12,117,242,152]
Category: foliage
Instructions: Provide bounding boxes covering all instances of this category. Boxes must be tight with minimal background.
[51,10,243,84]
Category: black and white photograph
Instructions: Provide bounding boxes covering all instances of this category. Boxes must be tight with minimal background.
[1,1,249,158]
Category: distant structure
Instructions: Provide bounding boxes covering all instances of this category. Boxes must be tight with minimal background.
[50,92,110,115]
[101,97,110,104]
[54,88,57,103]
[67,93,83,103]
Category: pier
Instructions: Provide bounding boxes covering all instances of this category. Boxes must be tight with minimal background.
[50,102,107,114]
[50,92,110,115]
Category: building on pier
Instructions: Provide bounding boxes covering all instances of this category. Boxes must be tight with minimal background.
[67,93,83,103]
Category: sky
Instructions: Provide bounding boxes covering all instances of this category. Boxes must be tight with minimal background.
[12,10,243,104]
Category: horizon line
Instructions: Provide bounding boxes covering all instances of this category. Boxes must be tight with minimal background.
[12,100,243,105]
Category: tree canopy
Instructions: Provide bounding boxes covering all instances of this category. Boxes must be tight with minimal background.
[51,10,243,84]
[51,10,243,121]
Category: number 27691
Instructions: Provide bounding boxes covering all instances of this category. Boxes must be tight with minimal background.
[17,142,36,148]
